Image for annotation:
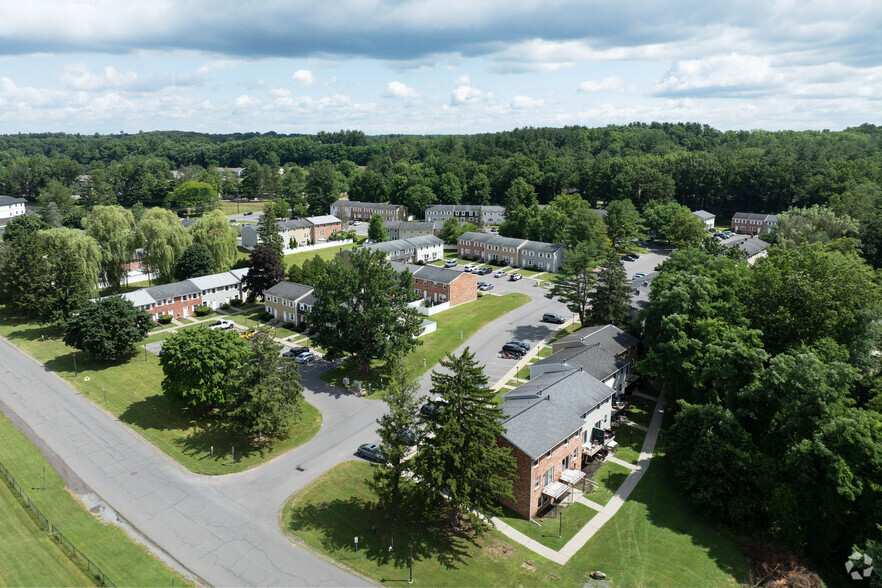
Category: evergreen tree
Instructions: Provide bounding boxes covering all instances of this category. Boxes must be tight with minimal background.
[587,252,633,328]
[367,358,421,521]
[174,243,215,280]
[1,214,49,243]
[604,199,645,248]
[415,348,516,529]
[227,337,305,439]
[243,246,285,301]
[256,202,284,256]
[0,232,51,320]
[367,213,387,242]
[546,242,602,324]
[305,160,340,215]
[42,201,62,227]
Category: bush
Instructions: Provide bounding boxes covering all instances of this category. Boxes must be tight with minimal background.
[230,298,243,307]
[193,305,211,316]
[158,314,174,324]
[220,303,231,310]
[258,310,274,322]
[294,323,306,333]
[283,322,297,330]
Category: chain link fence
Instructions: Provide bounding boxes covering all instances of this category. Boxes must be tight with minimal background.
[0,459,115,587]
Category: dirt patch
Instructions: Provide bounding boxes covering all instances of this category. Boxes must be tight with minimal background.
[0,395,92,494]
[521,560,537,572]
[486,543,515,557]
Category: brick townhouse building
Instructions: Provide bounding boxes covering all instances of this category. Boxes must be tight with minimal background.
[124,281,203,319]
[392,262,478,307]
[731,212,777,234]
[457,231,565,272]
[330,200,408,222]
[425,204,506,225]
[307,215,342,243]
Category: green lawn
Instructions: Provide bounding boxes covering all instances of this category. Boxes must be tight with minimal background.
[0,413,190,586]
[219,201,267,215]
[628,395,657,428]
[497,502,597,551]
[321,294,530,395]
[537,346,552,358]
[0,311,322,475]
[515,364,531,380]
[584,460,632,506]
[614,426,647,465]
[549,321,582,342]
[509,267,545,278]
[282,458,748,587]
[282,238,365,268]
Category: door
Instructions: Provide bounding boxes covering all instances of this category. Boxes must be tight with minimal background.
[182,306,189,317]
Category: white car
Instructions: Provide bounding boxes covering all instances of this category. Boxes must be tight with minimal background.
[209,319,235,330]
[444,260,458,268]
[493,270,507,278]
[463,264,475,272]
[294,351,319,364]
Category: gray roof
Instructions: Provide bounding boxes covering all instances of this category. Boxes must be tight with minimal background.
[307,215,341,225]
[180,218,198,228]
[500,396,585,460]
[332,200,404,211]
[692,210,715,220]
[367,240,412,254]
[279,218,312,229]
[458,231,492,244]
[408,264,464,285]
[485,234,528,248]
[404,235,442,248]
[383,220,441,231]
[0,196,27,206]
[733,212,777,222]
[189,271,242,290]
[426,204,505,214]
[144,280,201,300]
[505,370,614,418]
[229,268,249,280]
[521,240,564,253]
[300,292,316,306]
[122,289,155,307]
[722,236,770,257]
[555,324,640,356]
[264,281,314,301]
[535,344,627,380]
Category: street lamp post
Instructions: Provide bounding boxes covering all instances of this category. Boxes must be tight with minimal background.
[559,509,563,538]
[72,353,77,376]
[408,540,413,584]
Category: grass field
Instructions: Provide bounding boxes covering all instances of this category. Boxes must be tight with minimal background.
[497,502,598,550]
[584,460,632,506]
[627,395,657,429]
[0,413,190,586]
[0,310,322,475]
[282,455,748,587]
[614,426,648,465]
[282,238,365,268]
[218,201,267,215]
[320,293,530,395]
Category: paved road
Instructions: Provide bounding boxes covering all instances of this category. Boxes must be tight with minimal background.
[0,337,374,587]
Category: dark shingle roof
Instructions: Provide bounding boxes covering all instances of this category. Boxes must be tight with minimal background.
[144,280,201,299]
[554,324,639,356]
[0,196,27,206]
[500,396,585,460]
[264,281,314,301]
[333,200,404,211]
[520,240,564,253]
[733,212,777,222]
[505,371,614,417]
[535,344,627,380]
[692,210,715,220]
[722,236,770,257]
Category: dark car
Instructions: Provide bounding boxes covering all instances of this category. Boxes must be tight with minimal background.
[243,211,254,216]
[542,313,566,324]
[509,273,522,281]
[501,343,525,358]
[506,340,530,352]
[420,400,447,418]
[357,443,383,462]
[282,346,309,357]
[476,267,492,275]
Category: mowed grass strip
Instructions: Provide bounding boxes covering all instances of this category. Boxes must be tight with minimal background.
[584,460,632,506]
[282,458,748,587]
[627,395,656,428]
[614,426,648,465]
[497,502,598,551]
[282,238,365,268]
[321,293,530,394]
[0,311,322,475]
[0,413,190,586]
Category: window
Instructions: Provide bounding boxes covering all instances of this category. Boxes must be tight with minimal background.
[533,459,539,467]
[534,476,540,489]
[543,467,554,486]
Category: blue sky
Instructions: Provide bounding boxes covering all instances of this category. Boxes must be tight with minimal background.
[0,0,879,134]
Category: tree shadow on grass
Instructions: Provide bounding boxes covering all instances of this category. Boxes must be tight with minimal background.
[171,418,272,466]
[286,495,475,578]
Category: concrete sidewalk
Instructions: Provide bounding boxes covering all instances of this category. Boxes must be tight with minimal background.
[491,391,666,564]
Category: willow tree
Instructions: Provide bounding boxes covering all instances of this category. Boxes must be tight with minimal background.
[190,209,238,272]
[136,207,191,283]
[85,205,137,291]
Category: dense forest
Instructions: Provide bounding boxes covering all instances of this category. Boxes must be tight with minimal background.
[1,123,881,220]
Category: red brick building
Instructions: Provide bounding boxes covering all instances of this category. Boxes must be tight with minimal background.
[307,215,342,243]
[330,200,408,222]
[123,281,203,319]
[731,212,777,234]
[393,263,478,307]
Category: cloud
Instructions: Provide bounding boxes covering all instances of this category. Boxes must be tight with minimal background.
[383,81,420,99]
[450,84,483,106]
[292,69,315,86]
[510,95,544,109]
[454,74,470,86]
[196,59,242,74]
[577,77,622,93]
[652,53,779,97]
[234,94,261,108]
[61,64,137,91]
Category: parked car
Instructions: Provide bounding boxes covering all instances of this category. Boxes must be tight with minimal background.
[478,283,494,291]
[282,346,309,357]
[621,254,637,262]
[294,351,318,364]
[420,398,447,418]
[353,221,361,226]
[243,211,254,216]
[506,340,530,352]
[501,343,525,358]
[476,267,492,275]
[209,319,235,330]
[542,313,566,324]
[509,273,522,281]
[444,260,458,268]
[633,272,646,280]
[240,328,258,338]
[493,270,507,278]
[463,264,474,272]
[357,443,383,462]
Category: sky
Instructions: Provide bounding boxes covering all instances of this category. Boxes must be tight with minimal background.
[0,0,879,135]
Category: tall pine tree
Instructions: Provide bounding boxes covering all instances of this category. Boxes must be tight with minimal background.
[256,203,284,256]
[415,348,515,529]
[587,252,633,329]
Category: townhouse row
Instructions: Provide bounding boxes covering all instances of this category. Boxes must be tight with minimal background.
[330,199,507,225]
[240,215,343,250]
[119,269,249,319]
[457,231,565,272]
[497,324,640,519]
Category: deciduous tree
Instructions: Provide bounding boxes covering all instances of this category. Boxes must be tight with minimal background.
[136,207,192,283]
[243,246,285,300]
[63,296,153,361]
[604,199,645,247]
[367,213,387,242]
[174,243,215,280]
[38,228,101,322]
[305,160,340,215]
[85,205,137,292]
[164,180,219,212]
[190,208,239,272]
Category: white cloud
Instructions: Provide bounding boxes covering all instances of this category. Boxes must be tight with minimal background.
[652,53,779,96]
[510,95,544,109]
[196,59,241,74]
[292,69,316,86]
[234,94,261,108]
[450,84,483,105]
[577,77,622,93]
[60,64,138,91]
[383,81,420,99]
[454,74,470,86]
